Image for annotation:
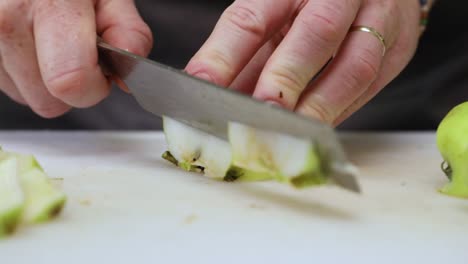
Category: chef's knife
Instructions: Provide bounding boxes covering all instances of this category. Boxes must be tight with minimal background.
[96,37,360,193]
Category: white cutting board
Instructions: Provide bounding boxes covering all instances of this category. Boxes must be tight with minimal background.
[0,131,467,264]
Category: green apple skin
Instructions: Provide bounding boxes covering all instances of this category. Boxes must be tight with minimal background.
[19,168,67,224]
[0,149,67,239]
[228,122,328,188]
[0,157,24,238]
[436,101,468,198]
[1,151,66,226]
[0,207,23,237]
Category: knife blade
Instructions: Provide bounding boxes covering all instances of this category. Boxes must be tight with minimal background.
[96,37,360,193]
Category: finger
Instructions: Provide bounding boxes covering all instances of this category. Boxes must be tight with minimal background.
[33,0,109,108]
[252,0,361,110]
[333,27,420,126]
[0,8,70,118]
[296,0,400,124]
[96,0,153,57]
[229,32,284,94]
[0,57,25,104]
[185,0,301,87]
[333,53,413,126]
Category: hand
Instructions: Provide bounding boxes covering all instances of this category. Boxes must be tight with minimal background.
[186,0,421,126]
[0,0,152,118]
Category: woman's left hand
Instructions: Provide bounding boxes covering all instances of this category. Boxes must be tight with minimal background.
[185,0,422,126]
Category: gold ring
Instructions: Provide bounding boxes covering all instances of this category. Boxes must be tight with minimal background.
[350,25,387,56]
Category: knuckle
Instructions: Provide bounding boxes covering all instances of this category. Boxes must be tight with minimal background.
[45,67,86,100]
[0,7,15,37]
[269,65,308,98]
[196,50,236,84]
[299,6,342,48]
[0,0,30,38]
[224,3,266,40]
[349,48,380,85]
[300,97,335,124]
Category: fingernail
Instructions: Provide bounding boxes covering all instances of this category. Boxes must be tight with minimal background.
[265,100,282,107]
[113,76,131,94]
[193,72,213,83]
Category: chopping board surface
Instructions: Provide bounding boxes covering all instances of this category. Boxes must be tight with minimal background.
[0,131,467,263]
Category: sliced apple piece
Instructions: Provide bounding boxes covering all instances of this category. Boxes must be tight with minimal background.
[228,122,326,188]
[162,117,329,188]
[19,166,67,224]
[0,157,24,237]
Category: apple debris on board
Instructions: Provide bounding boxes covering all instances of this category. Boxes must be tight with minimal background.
[162,117,356,189]
[0,148,66,238]
[436,101,468,198]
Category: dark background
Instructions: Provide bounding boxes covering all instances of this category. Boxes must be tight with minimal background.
[0,0,467,131]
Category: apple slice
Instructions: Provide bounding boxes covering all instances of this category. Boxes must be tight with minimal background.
[228,122,326,188]
[19,167,67,223]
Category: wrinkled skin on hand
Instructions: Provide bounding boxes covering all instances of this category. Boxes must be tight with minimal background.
[0,0,421,125]
[186,0,422,126]
[0,0,153,118]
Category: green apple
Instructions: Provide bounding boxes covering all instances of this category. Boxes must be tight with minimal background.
[436,101,468,198]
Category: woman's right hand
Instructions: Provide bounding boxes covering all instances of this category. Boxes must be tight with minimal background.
[0,0,153,117]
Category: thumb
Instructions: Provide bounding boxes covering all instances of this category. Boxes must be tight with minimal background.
[96,0,153,57]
